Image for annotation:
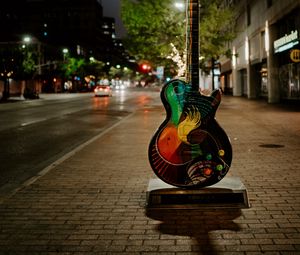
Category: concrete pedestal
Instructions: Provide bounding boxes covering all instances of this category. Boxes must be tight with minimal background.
[146,176,250,209]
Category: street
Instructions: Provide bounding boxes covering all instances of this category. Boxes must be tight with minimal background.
[0,89,160,199]
[1,0,300,252]
[0,91,299,253]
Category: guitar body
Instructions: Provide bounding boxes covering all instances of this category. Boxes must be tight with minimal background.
[148,79,232,188]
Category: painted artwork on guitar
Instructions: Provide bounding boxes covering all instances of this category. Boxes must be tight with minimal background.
[148,0,232,188]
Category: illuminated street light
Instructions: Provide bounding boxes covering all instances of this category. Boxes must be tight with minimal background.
[22,36,32,48]
[62,48,69,54]
[62,48,69,61]
[174,2,185,11]
[23,36,31,43]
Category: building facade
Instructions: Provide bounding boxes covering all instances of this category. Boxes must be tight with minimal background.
[220,0,300,103]
[0,0,130,95]
[0,0,106,60]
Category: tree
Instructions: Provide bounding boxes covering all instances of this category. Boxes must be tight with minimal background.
[21,51,36,77]
[85,60,105,79]
[60,57,85,80]
[199,0,236,60]
[121,0,236,78]
[121,0,185,67]
[199,0,236,89]
[0,44,37,100]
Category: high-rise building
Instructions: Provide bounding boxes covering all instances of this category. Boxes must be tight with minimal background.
[0,0,131,94]
[0,0,129,63]
[0,0,105,59]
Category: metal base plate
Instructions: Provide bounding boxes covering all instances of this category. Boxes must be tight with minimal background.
[146,177,250,209]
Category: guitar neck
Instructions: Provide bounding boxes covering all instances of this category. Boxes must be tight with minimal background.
[185,0,199,90]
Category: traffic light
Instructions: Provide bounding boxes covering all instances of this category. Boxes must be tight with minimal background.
[139,61,151,73]
[141,64,149,71]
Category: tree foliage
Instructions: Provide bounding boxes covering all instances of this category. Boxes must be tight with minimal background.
[0,44,37,80]
[121,0,236,71]
[121,0,185,66]
[200,0,236,60]
[21,50,36,77]
[85,60,105,79]
[60,57,85,79]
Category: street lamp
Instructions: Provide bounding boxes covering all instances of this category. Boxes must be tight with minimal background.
[23,36,31,43]
[174,1,185,11]
[62,48,69,61]
[22,36,32,49]
[62,48,69,54]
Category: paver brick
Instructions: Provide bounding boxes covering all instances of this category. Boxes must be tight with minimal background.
[0,96,299,254]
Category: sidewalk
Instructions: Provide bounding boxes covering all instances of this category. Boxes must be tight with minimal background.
[0,95,299,254]
[0,92,92,104]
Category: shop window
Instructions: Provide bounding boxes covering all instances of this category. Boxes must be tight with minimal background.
[260,64,268,97]
[279,63,300,99]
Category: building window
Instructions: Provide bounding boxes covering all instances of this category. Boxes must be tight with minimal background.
[279,63,300,99]
[247,4,251,26]
[267,0,272,8]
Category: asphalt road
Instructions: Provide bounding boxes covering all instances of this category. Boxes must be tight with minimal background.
[0,89,159,197]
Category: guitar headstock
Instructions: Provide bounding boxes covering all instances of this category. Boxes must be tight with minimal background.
[208,89,222,110]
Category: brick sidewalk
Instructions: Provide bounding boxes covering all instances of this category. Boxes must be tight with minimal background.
[0,96,299,254]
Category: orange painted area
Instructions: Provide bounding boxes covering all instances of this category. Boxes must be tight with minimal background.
[157,125,183,164]
[203,168,213,176]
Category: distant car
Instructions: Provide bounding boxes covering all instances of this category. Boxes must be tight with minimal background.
[115,84,126,90]
[94,85,112,97]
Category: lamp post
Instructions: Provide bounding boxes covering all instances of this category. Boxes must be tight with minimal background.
[62,48,69,61]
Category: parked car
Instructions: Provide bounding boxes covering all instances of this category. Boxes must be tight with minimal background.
[94,85,112,97]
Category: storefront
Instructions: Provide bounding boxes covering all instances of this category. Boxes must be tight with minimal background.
[277,48,300,100]
[274,8,300,101]
[220,59,233,95]
[260,63,268,98]
[252,62,268,99]
[239,68,247,96]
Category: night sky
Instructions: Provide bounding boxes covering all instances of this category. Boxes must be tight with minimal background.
[102,0,127,38]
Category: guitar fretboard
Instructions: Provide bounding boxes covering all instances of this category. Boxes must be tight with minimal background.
[185,0,199,90]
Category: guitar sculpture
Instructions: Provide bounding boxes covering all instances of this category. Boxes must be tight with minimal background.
[148,0,232,188]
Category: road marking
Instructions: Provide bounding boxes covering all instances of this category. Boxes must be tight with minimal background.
[20,118,47,127]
